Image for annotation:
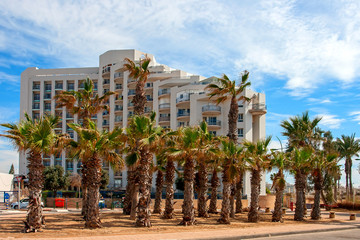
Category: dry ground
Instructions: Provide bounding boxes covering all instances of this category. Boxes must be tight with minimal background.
[0,209,351,239]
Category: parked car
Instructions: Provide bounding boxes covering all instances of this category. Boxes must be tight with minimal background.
[11,198,44,209]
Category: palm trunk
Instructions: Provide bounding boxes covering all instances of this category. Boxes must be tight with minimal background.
[134,80,147,115]
[153,170,164,214]
[218,160,231,224]
[294,172,306,221]
[345,158,349,199]
[235,171,244,213]
[123,169,134,215]
[163,159,175,219]
[179,156,196,226]
[209,169,219,214]
[230,183,236,218]
[197,161,209,217]
[248,168,261,222]
[25,150,44,232]
[84,155,102,228]
[228,97,239,142]
[311,171,323,220]
[349,158,353,198]
[136,147,152,227]
[81,162,88,217]
[272,171,284,222]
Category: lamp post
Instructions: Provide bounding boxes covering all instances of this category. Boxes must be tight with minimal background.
[15,176,22,210]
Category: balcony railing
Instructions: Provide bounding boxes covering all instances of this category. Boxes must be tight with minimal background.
[116,84,122,90]
[177,112,190,117]
[33,84,40,90]
[115,117,123,122]
[128,90,136,96]
[206,120,221,126]
[102,66,111,74]
[146,96,153,101]
[115,105,123,111]
[32,104,40,110]
[251,103,267,111]
[158,88,170,96]
[159,116,170,122]
[103,79,110,85]
[102,121,109,126]
[55,84,63,90]
[128,78,136,83]
[176,96,190,103]
[202,105,221,112]
[159,103,170,109]
[114,72,123,79]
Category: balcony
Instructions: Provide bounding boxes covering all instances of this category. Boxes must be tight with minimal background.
[115,95,123,101]
[128,90,136,96]
[159,116,170,122]
[33,84,40,90]
[103,110,109,116]
[115,116,123,123]
[158,88,170,97]
[32,104,40,110]
[127,78,136,84]
[45,85,52,92]
[102,121,109,126]
[202,105,221,115]
[177,112,190,119]
[115,105,123,111]
[114,72,123,79]
[144,107,152,114]
[128,102,135,108]
[249,103,267,115]
[159,103,170,112]
[206,120,221,129]
[145,83,153,89]
[176,96,190,103]
[55,84,63,90]
[116,84,123,90]
[102,66,111,77]
[103,79,110,85]
[146,96,153,101]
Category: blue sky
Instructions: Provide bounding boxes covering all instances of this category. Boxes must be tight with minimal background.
[0,0,360,186]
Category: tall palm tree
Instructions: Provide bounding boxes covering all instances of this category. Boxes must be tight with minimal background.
[218,139,245,224]
[206,72,251,142]
[270,150,288,222]
[125,113,162,227]
[1,114,63,232]
[54,77,115,217]
[336,134,360,199]
[122,56,152,216]
[68,120,125,228]
[244,136,271,223]
[310,151,338,220]
[289,147,313,221]
[168,126,202,226]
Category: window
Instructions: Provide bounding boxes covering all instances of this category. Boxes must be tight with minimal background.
[238,104,243,108]
[209,131,217,136]
[33,113,40,120]
[44,93,51,99]
[238,114,243,122]
[33,94,40,101]
[33,103,40,109]
[114,179,122,188]
[44,103,51,111]
[45,84,52,91]
[33,82,40,90]
[67,83,74,90]
[238,128,244,138]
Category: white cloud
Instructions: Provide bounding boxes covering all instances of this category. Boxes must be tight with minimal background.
[316,113,345,129]
[0,0,359,96]
[349,111,360,124]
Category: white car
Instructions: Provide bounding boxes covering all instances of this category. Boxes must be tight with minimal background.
[11,198,44,209]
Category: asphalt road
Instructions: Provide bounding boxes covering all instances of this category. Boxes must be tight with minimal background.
[256,228,360,240]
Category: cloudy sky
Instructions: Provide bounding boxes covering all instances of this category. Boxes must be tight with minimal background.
[0,0,360,186]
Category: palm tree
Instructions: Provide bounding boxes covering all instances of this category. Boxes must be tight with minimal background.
[310,151,338,220]
[68,120,125,228]
[218,139,245,224]
[289,147,313,221]
[123,56,151,115]
[270,150,287,222]
[1,114,63,232]
[208,162,221,214]
[244,136,271,223]
[336,134,360,199]
[280,111,322,149]
[168,126,202,226]
[125,113,162,227]
[196,121,219,218]
[153,157,165,214]
[122,56,151,216]
[54,77,115,217]
[206,72,251,142]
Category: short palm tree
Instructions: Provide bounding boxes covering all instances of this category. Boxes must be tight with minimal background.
[310,152,338,220]
[68,120,125,228]
[125,113,162,227]
[289,147,313,221]
[168,126,202,226]
[1,114,63,232]
[244,136,271,223]
[208,158,221,214]
[218,139,245,224]
[336,134,360,199]
[54,77,115,217]
[269,150,288,222]
[206,72,251,142]
[153,156,165,214]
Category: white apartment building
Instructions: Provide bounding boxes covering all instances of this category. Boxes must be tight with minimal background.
[19,49,267,199]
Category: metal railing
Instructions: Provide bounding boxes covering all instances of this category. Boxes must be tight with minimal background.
[202,105,221,112]
[206,120,221,126]
[159,116,170,122]
[177,112,190,117]
[158,88,170,96]
[114,72,123,79]
[159,103,170,109]
[176,96,190,103]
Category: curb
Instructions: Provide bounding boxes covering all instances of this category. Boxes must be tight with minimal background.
[190,225,360,240]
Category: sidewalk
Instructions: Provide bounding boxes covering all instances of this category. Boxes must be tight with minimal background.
[1,210,359,240]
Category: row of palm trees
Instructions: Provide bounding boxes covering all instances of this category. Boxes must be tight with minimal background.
[1,55,358,232]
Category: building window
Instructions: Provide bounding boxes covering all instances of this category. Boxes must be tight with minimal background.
[33,82,40,90]
[238,114,243,122]
[44,93,51,99]
[238,128,244,138]
[209,131,217,136]
[67,83,74,91]
[33,112,40,120]
[33,94,40,101]
[114,179,122,188]
[45,84,52,91]
[44,103,51,111]
[238,104,243,108]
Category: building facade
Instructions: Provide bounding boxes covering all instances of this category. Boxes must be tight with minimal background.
[20,49,267,198]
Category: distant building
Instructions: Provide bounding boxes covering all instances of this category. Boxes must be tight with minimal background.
[19,49,267,200]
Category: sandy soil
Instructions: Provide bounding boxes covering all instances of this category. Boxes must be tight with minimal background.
[0,208,352,239]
